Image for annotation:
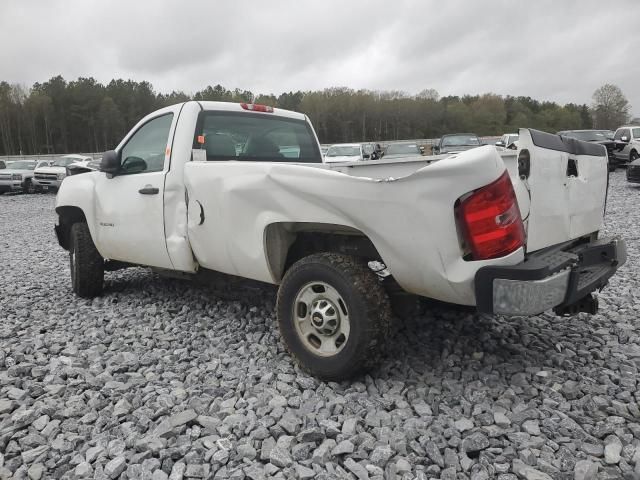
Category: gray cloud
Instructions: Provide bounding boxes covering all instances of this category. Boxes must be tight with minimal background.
[1,0,638,115]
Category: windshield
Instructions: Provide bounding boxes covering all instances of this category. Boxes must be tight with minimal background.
[52,157,78,167]
[385,144,420,155]
[561,131,611,142]
[7,161,36,170]
[326,146,361,157]
[441,135,480,147]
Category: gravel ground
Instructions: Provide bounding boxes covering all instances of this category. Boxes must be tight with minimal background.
[0,171,639,480]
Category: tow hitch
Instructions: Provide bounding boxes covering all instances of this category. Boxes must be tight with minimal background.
[553,293,599,316]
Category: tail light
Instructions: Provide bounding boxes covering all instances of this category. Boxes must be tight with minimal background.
[240,103,274,113]
[456,170,525,260]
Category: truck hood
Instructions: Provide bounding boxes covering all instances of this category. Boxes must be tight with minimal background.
[324,156,361,163]
[35,166,66,174]
[0,168,35,175]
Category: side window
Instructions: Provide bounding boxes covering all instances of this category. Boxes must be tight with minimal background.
[120,114,174,174]
[632,128,640,139]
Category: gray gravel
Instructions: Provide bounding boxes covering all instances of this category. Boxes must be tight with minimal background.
[0,171,639,480]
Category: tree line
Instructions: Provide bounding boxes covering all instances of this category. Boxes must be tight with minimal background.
[0,76,630,155]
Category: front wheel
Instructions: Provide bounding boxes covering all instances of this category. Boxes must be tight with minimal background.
[630,150,639,162]
[276,253,391,381]
[70,223,104,298]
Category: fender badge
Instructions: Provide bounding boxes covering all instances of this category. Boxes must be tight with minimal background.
[99,222,114,227]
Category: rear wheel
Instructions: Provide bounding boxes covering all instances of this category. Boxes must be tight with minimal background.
[276,253,391,381]
[70,223,104,298]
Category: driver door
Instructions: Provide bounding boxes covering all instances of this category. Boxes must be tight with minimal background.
[94,112,176,268]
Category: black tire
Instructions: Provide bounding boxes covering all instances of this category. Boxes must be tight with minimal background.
[276,253,391,381]
[631,150,639,162]
[69,223,104,298]
[23,179,35,194]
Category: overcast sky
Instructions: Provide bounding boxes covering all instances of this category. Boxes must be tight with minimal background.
[1,0,638,115]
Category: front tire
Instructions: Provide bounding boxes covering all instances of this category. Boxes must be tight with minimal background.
[630,150,639,162]
[70,223,104,298]
[276,253,391,381]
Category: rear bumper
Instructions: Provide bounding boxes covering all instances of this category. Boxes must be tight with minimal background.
[475,237,626,315]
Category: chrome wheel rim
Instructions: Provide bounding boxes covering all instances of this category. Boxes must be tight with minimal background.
[293,281,350,356]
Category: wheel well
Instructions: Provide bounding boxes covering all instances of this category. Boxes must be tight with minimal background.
[55,206,87,250]
[264,222,382,283]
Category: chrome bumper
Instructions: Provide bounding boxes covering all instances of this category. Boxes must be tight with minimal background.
[475,237,627,316]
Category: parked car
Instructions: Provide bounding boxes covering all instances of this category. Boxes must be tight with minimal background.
[383,142,423,159]
[323,143,366,163]
[0,160,37,194]
[495,133,519,149]
[432,133,482,155]
[32,154,92,192]
[557,130,620,170]
[612,125,640,165]
[0,160,6,169]
[55,104,625,380]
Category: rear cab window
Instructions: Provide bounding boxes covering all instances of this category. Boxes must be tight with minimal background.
[193,111,321,163]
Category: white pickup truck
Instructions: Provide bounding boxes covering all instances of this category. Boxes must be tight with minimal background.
[54,101,626,380]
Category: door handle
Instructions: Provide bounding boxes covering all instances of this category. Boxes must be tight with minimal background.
[139,185,159,195]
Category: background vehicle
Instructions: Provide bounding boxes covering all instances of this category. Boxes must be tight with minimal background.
[0,160,37,194]
[54,102,625,380]
[0,160,6,169]
[557,129,620,170]
[432,133,482,155]
[383,142,423,159]
[323,143,366,163]
[32,154,91,192]
[495,133,519,148]
[612,126,640,165]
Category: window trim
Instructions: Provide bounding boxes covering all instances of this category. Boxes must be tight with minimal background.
[118,112,175,174]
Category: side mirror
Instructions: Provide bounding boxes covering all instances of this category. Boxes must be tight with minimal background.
[363,154,370,159]
[100,150,121,175]
[621,136,629,142]
[495,141,505,147]
[121,156,147,174]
